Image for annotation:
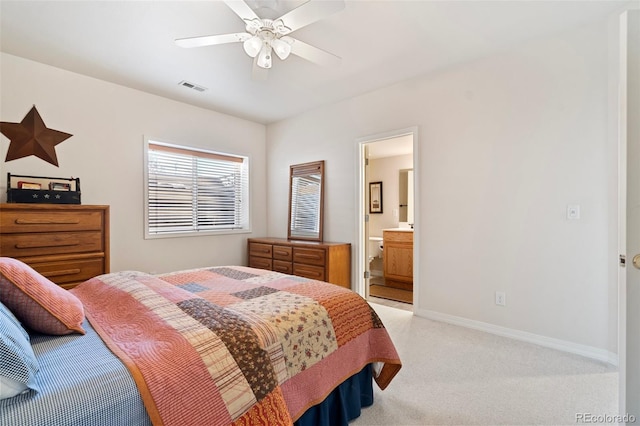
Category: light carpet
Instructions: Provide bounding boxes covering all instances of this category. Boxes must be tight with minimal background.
[353,303,618,426]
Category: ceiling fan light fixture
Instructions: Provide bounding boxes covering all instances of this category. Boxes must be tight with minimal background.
[256,44,272,69]
[243,35,262,57]
[271,37,292,60]
[177,0,345,75]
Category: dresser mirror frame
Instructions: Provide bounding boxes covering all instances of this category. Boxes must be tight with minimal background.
[288,160,324,242]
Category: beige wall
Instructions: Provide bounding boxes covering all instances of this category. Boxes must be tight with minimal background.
[0,53,267,274]
[266,20,618,358]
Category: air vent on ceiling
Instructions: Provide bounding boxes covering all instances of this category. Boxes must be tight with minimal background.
[178,80,207,92]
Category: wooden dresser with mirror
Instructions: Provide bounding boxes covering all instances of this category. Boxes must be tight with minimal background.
[0,203,110,289]
[249,160,351,288]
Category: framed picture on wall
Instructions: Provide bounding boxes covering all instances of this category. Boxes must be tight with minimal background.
[369,181,383,214]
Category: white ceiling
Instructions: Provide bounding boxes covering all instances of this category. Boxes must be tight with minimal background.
[0,0,630,124]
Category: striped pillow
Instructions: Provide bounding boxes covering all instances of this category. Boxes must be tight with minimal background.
[0,301,39,399]
[0,258,85,335]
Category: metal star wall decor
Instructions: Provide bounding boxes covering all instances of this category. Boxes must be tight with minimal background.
[0,105,72,167]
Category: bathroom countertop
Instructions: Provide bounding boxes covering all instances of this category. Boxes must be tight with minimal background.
[383,228,414,232]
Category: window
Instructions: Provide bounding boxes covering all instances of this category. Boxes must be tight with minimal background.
[144,139,249,238]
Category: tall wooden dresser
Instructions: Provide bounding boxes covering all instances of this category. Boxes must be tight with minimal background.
[247,237,351,289]
[0,204,110,289]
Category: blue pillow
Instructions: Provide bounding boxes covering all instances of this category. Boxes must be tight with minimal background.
[0,301,39,399]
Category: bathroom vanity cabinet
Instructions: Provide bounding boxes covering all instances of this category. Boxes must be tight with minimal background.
[383,229,413,290]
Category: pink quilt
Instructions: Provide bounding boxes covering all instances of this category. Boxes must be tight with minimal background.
[71,266,402,426]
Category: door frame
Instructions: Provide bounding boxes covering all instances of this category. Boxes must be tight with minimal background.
[354,126,420,307]
[619,8,640,420]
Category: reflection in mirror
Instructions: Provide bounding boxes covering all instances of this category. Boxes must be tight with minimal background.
[399,169,414,225]
[288,160,324,241]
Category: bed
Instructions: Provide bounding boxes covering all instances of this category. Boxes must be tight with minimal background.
[0,258,401,426]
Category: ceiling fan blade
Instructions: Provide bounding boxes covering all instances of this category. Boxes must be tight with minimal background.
[223,0,260,23]
[277,0,345,33]
[252,57,269,81]
[175,33,250,48]
[290,38,340,67]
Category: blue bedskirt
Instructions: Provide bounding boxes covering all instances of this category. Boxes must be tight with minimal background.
[294,364,374,426]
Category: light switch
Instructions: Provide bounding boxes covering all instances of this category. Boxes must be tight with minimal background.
[567,205,580,220]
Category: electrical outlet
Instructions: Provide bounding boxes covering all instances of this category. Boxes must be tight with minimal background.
[567,205,580,220]
[495,291,506,306]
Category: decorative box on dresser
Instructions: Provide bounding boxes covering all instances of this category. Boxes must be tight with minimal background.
[247,237,351,289]
[0,204,110,289]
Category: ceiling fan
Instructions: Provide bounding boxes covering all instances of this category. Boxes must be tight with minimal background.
[175,0,345,76]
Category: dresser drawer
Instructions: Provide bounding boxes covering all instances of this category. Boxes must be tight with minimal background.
[247,238,350,288]
[0,204,110,289]
[249,256,272,270]
[1,231,103,258]
[293,263,325,281]
[272,245,292,261]
[273,260,293,274]
[28,257,105,287]
[248,242,272,259]
[293,247,326,266]
[0,210,104,233]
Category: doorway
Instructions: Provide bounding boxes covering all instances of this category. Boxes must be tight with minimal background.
[355,127,419,309]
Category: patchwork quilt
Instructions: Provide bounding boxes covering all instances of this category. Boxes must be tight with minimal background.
[71,266,401,426]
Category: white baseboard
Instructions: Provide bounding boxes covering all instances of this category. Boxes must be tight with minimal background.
[414,308,619,366]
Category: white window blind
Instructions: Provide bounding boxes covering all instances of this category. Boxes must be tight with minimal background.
[146,141,249,237]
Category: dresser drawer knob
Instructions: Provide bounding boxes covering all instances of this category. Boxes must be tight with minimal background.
[15,218,81,225]
[298,253,321,260]
[42,269,82,277]
[15,241,80,249]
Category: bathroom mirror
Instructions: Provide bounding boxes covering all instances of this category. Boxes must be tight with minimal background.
[288,160,324,241]
[399,169,414,224]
